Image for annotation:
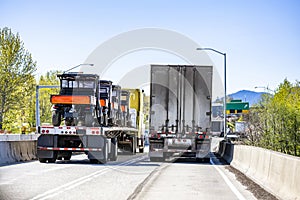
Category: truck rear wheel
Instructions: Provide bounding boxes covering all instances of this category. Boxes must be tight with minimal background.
[64,152,72,160]
[139,147,144,153]
[196,157,210,163]
[52,111,61,126]
[48,158,57,163]
[90,159,99,164]
[47,152,57,163]
[203,158,211,163]
[38,158,47,163]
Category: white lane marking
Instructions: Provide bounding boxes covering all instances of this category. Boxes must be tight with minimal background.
[210,159,246,200]
[0,165,72,185]
[0,154,86,185]
[30,156,148,200]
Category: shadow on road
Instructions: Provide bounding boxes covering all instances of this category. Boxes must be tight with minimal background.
[1,151,228,168]
[145,152,230,166]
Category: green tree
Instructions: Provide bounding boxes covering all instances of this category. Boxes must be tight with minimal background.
[248,79,300,156]
[272,79,300,155]
[0,27,36,131]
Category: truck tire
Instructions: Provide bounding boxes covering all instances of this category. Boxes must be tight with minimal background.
[203,157,211,163]
[90,159,99,164]
[64,152,72,160]
[196,157,210,163]
[52,111,61,126]
[139,147,144,153]
[47,151,58,163]
[48,158,56,163]
[38,158,47,163]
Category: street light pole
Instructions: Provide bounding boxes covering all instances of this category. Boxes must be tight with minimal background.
[196,47,227,139]
[63,63,94,73]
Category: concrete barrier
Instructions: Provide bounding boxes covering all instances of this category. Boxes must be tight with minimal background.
[218,140,226,156]
[222,142,234,163]
[211,137,224,152]
[0,142,11,163]
[0,134,39,141]
[0,134,39,165]
[220,142,300,200]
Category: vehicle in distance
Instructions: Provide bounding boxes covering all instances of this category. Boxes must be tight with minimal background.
[148,65,213,162]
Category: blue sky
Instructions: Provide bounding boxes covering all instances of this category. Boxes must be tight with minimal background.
[1,0,299,94]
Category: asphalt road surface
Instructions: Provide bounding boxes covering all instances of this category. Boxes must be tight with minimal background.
[0,152,256,200]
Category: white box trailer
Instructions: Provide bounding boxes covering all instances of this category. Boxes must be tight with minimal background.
[148,65,213,162]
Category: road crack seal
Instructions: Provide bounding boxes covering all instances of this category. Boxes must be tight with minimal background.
[127,162,170,200]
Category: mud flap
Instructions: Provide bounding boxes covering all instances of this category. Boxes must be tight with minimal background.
[87,135,107,163]
[196,139,211,159]
[149,138,164,160]
[37,135,57,159]
[109,138,118,161]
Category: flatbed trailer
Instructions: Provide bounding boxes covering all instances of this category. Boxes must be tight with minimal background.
[36,72,142,164]
[37,125,138,163]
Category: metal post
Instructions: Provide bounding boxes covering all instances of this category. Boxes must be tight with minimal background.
[165,67,170,133]
[192,68,196,134]
[176,67,180,134]
[182,67,186,134]
[36,86,40,127]
[36,85,59,127]
[196,47,227,139]
[224,53,227,139]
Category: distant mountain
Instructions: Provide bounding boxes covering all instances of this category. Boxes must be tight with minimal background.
[228,90,267,106]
